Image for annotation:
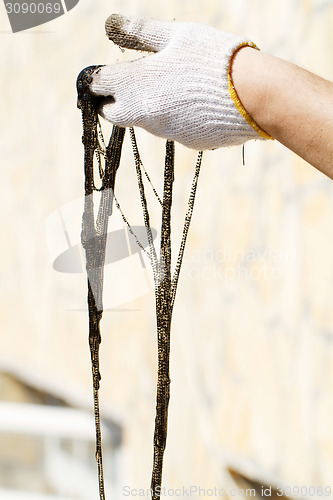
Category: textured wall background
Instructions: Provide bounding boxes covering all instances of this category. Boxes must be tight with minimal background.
[1,0,333,498]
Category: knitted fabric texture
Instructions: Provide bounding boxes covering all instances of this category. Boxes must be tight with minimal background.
[91,15,269,150]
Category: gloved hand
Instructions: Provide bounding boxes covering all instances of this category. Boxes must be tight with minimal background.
[90,14,272,150]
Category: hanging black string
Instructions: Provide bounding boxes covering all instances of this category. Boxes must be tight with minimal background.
[77,65,125,500]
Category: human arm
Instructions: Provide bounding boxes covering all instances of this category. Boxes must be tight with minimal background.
[231,47,333,178]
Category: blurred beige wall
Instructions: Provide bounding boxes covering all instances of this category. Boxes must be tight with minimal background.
[1,0,333,497]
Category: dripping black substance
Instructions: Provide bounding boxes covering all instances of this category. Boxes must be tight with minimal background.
[77,64,202,500]
[77,65,125,500]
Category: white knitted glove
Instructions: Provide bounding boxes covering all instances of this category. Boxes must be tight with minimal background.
[90,14,272,150]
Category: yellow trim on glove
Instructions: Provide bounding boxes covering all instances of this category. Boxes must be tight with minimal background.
[228,42,273,140]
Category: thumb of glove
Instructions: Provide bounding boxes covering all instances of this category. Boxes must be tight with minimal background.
[105,14,177,53]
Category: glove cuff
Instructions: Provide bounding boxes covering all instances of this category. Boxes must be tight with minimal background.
[227,42,273,141]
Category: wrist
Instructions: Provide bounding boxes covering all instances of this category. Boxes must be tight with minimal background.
[229,46,273,140]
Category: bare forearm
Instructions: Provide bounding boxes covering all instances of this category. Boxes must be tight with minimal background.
[231,47,333,179]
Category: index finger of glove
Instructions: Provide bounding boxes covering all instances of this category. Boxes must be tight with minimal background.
[105,14,176,52]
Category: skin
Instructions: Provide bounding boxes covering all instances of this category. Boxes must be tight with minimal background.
[231,47,333,179]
